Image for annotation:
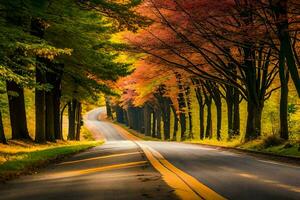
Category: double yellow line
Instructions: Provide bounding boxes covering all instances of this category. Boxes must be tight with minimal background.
[47,161,148,180]
[114,125,227,200]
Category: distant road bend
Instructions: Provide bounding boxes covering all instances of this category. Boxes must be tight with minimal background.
[0,108,299,200]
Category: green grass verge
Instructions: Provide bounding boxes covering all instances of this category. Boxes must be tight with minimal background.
[260,144,299,157]
[187,139,241,148]
[187,138,300,158]
[0,141,103,181]
[239,140,300,158]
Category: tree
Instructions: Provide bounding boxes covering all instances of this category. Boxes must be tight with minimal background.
[125,0,282,141]
[269,0,300,97]
[6,81,30,140]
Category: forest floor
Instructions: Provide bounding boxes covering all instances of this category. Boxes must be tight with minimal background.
[0,135,103,182]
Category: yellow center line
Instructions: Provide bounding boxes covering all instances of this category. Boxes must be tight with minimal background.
[148,146,226,200]
[142,145,203,200]
[58,152,142,165]
[114,124,227,200]
[74,161,148,175]
[47,161,148,180]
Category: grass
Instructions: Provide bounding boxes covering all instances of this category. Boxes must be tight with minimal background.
[261,144,299,157]
[187,137,300,158]
[187,138,241,148]
[238,138,300,158]
[0,134,103,182]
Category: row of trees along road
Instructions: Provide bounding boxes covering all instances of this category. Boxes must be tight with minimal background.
[0,0,148,144]
[109,0,300,143]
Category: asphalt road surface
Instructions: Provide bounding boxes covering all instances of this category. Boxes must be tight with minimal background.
[0,108,299,200]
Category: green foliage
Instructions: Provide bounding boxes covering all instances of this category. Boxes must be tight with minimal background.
[0,0,146,144]
[0,0,141,105]
[80,0,151,32]
[0,3,72,92]
[39,0,136,103]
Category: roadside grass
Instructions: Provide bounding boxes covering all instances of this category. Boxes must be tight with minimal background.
[188,137,300,158]
[260,144,299,157]
[239,138,300,158]
[0,126,103,182]
[187,138,241,148]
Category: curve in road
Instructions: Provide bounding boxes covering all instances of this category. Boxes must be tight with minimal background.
[1,108,299,200]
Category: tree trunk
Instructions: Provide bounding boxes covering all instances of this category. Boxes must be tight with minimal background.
[123,110,128,125]
[144,104,151,136]
[226,99,233,138]
[53,64,63,140]
[68,100,76,140]
[243,43,263,141]
[185,86,193,139]
[60,103,68,140]
[45,91,55,142]
[45,63,61,142]
[279,85,289,140]
[130,107,140,131]
[162,99,171,140]
[210,84,222,140]
[0,109,7,144]
[35,92,46,143]
[205,96,212,139]
[127,107,133,129]
[105,96,113,119]
[138,107,144,133]
[177,93,186,140]
[279,44,289,140]
[233,88,240,136]
[179,112,186,140]
[116,106,124,123]
[245,100,263,141]
[215,100,222,140]
[131,108,138,131]
[53,89,62,140]
[155,91,171,140]
[31,18,47,143]
[199,104,205,140]
[152,110,156,137]
[156,109,162,139]
[226,86,234,138]
[6,81,30,140]
[75,101,82,141]
[194,83,205,140]
[206,82,222,140]
[175,74,187,140]
[171,105,179,140]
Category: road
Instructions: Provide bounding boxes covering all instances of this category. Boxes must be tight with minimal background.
[0,108,299,200]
